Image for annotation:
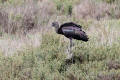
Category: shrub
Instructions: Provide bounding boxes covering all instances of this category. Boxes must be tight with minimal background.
[103,0,115,3]
[53,0,73,16]
[73,0,120,20]
[0,0,56,34]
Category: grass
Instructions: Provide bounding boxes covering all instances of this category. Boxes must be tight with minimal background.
[0,0,120,80]
[0,23,120,79]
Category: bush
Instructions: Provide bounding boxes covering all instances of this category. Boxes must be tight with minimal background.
[73,0,120,20]
[0,28,120,79]
[103,0,115,3]
[0,0,120,79]
[53,0,73,16]
[0,0,56,34]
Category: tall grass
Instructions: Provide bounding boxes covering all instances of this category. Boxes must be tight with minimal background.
[0,0,120,80]
[0,29,120,79]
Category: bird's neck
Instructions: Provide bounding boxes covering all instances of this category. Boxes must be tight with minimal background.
[55,28,58,33]
[55,27,59,33]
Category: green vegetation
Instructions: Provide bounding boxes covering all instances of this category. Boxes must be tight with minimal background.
[103,0,115,3]
[0,0,120,80]
[0,29,120,79]
[53,0,73,15]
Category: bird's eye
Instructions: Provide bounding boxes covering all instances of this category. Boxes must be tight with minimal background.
[52,23,55,26]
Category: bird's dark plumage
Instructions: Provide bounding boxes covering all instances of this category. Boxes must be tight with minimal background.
[57,22,88,41]
[52,22,88,59]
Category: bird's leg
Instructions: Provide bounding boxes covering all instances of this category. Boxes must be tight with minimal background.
[70,38,72,55]
[66,38,73,60]
[70,38,74,62]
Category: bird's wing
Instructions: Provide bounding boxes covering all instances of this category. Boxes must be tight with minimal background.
[60,22,82,28]
[75,29,88,40]
[62,27,74,34]
[62,27,79,35]
[75,29,86,37]
[63,27,87,36]
[62,26,88,41]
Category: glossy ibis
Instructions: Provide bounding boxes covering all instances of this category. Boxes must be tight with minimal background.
[52,22,89,59]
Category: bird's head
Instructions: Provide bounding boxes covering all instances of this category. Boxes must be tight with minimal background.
[52,21,59,33]
[52,22,59,28]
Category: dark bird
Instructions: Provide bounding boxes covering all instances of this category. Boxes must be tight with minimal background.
[52,22,89,59]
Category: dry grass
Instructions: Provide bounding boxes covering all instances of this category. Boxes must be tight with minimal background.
[0,0,56,34]
[73,0,120,20]
[88,20,120,45]
[0,32,42,56]
[0,0,120,80]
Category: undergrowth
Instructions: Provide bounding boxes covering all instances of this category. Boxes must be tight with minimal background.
[0,32,120,80]
[0,0,120,80]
